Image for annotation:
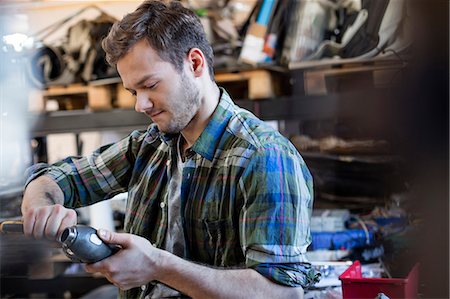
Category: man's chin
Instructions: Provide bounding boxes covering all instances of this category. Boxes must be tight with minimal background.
[156,123,182,134]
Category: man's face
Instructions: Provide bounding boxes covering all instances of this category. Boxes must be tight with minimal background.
[117,39,201,133]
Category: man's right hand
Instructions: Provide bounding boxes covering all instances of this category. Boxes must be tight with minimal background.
[22,204,77,241]
[21,175,77,241]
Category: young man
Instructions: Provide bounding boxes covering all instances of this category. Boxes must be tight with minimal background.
[21,1,319,298]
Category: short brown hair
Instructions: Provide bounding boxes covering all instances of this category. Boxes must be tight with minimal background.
[102,0,214,80]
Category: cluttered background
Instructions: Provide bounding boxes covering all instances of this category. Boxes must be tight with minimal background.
[0,0,448,298]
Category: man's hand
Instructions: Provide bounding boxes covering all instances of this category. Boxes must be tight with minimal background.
[85,229,163,290]
[22,204,77,241]
[21,175,76,241]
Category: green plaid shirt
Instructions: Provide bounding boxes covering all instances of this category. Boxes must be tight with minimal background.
[26,89,319,298]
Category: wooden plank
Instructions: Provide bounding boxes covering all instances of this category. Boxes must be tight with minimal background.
[87,85,112,111]
[116,84,135,109]
[288,56,405,70]
[44,84,89,96]
[215,70,274,99]
[29,84,113,112]
[247,70,273,99]
[304,64,403,95]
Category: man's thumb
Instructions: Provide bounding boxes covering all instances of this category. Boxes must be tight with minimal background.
[97,229,130,247]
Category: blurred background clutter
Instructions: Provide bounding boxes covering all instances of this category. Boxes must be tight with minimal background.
[0,0,447,298]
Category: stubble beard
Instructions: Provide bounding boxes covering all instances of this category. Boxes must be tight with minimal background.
[163,72,201,134]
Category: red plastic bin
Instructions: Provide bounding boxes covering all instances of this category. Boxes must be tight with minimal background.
[339,261,419,299]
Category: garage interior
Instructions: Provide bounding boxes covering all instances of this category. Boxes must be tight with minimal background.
[0,0,448,298]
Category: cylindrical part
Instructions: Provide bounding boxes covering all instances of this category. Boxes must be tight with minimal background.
[60,225,117,263]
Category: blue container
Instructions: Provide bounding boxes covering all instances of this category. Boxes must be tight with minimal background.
[311,229,374,250]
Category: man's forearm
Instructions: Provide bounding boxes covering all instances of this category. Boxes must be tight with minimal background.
[21,175,64,214]
[156,251,304,299]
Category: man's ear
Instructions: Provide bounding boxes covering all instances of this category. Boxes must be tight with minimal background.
[186,48,205,78]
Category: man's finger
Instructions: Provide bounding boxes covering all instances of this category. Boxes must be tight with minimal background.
[85,260,106,273]
[45,207,66,240]
[97,229,131,247]
[56,210,77,240]
[32,209,52,239]
[22,210,36,237]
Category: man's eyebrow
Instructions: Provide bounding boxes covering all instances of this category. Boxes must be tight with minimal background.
[125,74,158,90]
[135,74,157,87]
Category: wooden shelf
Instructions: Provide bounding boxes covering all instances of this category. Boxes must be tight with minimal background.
[287,55,406,70]
[29,109,150,137]
[29,87,390,137]
[29,80,135,112]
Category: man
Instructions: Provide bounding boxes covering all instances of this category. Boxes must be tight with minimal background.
[21,1,319,298]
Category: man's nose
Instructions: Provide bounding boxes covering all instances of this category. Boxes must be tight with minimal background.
[135,92,153,113]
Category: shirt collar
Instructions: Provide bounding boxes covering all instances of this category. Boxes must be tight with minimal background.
[147,88,235,160]
[146,124,177,147]
[191,88,234,161]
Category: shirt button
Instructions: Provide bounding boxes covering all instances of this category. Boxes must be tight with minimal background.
[141,285,146,291]
[160,202,166,209]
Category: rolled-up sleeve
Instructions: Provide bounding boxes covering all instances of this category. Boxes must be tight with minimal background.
[253,262,321,287]
[238,146,320,287]
[24,130,146,208]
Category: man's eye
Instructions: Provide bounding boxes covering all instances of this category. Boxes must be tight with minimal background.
[147,82,158,90]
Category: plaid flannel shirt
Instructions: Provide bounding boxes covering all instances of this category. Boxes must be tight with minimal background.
[26,89,319,298]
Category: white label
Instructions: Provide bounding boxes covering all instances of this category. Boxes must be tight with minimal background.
[90,233,103,246]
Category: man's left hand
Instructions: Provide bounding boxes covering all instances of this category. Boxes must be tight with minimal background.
[85,229,162,290]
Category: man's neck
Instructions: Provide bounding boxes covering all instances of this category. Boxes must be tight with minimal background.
[181,84,220,148]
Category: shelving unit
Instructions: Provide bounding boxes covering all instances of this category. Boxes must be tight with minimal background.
[28,56,404,134]
[28,63,407,213]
